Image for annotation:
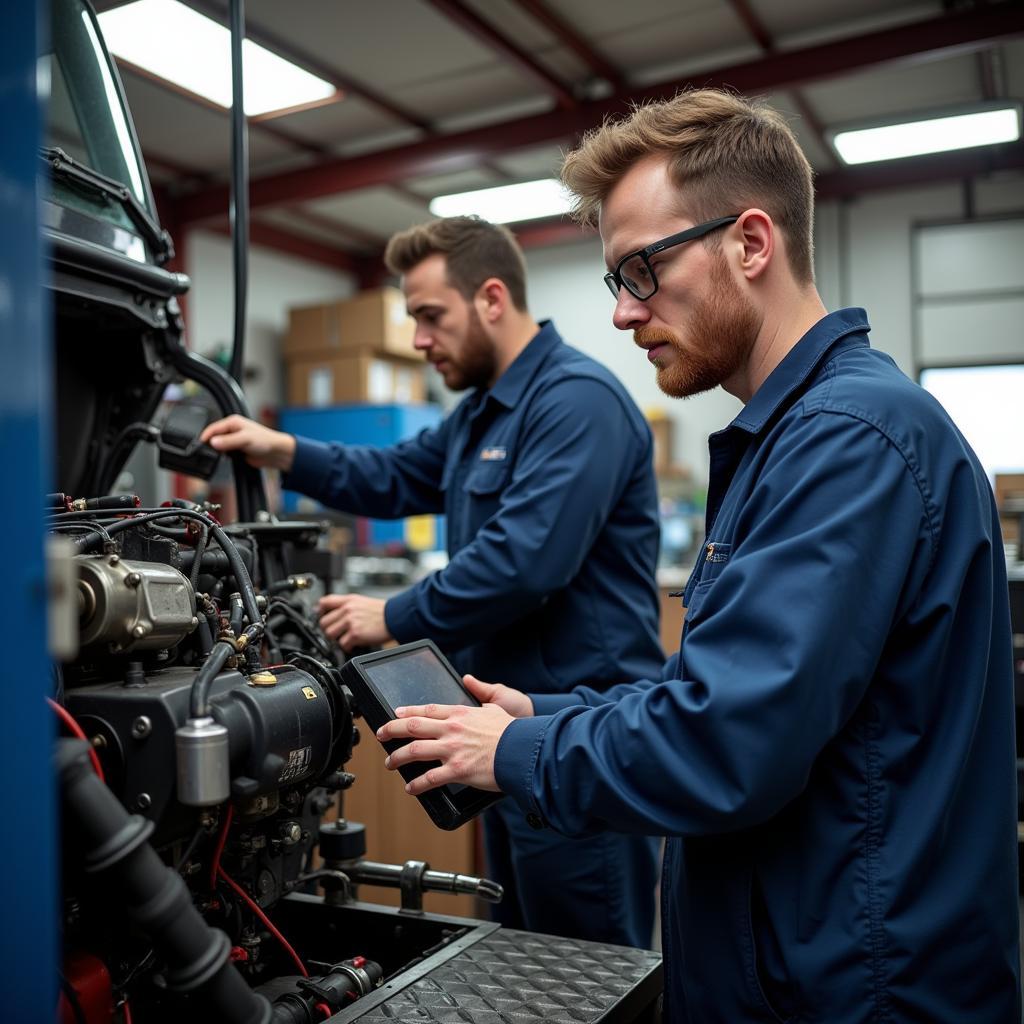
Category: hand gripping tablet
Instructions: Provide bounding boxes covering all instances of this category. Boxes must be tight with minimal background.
[340,639,503,830]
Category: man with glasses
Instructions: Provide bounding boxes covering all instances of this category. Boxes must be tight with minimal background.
[377,89,1020,1022]
[201,215,663,950]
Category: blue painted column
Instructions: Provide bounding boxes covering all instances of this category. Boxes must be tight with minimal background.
[0,0,58,1018]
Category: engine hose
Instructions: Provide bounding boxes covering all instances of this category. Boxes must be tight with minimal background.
[229,592,245,639]
[188,524,211,596]
[90,508,262,628]
[56,739,272,1024]
[189,640,236,720]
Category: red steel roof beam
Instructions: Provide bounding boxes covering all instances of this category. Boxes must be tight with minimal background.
[231,219,364,274]
[724,0,833,165]
[509,0,624,90]
[425,0,578,110]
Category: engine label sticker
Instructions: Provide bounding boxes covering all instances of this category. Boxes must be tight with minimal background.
[301,686,317,700]
[279,746,313,782]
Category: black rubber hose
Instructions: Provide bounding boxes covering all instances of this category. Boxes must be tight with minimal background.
[228,592,245,639]
[99,509,261,628]
[228,0,249,388]
[57,739,271,1024]
[190,640,236,720]
[194,611,214,656]
[188,524,211,596]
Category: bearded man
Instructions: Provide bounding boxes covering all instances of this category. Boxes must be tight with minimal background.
[202,215,664,950]
[375,91,1021,1023]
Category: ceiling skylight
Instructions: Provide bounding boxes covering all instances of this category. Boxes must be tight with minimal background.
[429,179,573,223]
[98,0,337,117]
[832,106,1021,165]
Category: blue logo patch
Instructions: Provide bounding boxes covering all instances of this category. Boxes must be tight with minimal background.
[480,446,507,461]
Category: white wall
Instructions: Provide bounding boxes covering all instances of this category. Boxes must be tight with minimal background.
[184,230,357,417]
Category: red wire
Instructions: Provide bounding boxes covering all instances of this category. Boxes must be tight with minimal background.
[122,998,133,1024]
[47,698,105,782]
[217,866,309,978]
[209,804,234,891]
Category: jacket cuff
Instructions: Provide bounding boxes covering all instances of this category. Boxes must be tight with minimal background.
[494,715,551,828]
[281,436,333,497]
[382,585,421,644]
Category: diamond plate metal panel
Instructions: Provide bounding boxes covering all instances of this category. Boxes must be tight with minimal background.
[350,929,661,1023]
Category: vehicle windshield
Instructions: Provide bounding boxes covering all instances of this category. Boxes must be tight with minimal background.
[43,0,153,232]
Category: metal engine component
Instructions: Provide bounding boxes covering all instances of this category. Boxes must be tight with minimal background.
[77,555,195,652]
[175,715,230,807]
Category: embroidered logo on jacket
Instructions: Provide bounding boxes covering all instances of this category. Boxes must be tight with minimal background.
[480,447,507,461]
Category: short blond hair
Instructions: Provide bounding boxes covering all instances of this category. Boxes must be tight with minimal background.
[384,216,528,310]
[561,88,815,283]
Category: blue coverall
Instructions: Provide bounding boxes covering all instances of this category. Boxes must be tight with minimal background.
[285,320,664,948]
[496,309,1021,1022]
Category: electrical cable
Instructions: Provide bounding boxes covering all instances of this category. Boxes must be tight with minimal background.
[59,974,88,1024]
[122,996,133,1024]
[174,824,207,874]
[48,507,262,630]
[51,519,113,545]
[116,949,155,990]
[217,866,309,979]
[47,698,105,781]
[58,505,266,719]
[209,804,234,892]
[273,602,335,657]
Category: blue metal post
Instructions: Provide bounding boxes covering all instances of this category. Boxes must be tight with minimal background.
[0,0,58,1017]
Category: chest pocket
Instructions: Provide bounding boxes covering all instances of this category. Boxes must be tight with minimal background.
[683,541,733,626]
[464,460,511,526]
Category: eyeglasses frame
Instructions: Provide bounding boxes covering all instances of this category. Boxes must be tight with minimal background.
[604,215,741,301]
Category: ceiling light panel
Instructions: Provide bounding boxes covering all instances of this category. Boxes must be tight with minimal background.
[98,0,335,117]
[832,106,1021,165]
[429,179,573,223]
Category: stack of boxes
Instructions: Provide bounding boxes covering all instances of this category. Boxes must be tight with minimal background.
[280,289,444,553]
[284,288,425,407]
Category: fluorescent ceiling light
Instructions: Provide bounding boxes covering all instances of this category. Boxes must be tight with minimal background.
[832,106,1021,165]
[98,0,336,117]
[429,179,573,223]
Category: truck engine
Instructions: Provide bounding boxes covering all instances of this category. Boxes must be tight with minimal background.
[52,492,509,1023]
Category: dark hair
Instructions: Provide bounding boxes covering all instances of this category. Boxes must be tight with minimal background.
[561,88,816,284]
[384,216,529,310]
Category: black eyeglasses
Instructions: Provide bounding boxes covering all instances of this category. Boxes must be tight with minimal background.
[604,215,740,301]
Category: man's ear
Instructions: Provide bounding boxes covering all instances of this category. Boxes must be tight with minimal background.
[475,277,508,324]
[735,209,774,282]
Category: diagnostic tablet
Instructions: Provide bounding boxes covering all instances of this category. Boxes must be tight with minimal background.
[340,639,502,830]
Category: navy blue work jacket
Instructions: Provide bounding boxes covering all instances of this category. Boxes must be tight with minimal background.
[284,320,664,692]
[496,309,1020,1022]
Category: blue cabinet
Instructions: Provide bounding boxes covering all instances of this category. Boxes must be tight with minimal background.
[278,404,445,550]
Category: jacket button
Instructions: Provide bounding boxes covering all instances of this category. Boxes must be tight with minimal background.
[525,812,544,830]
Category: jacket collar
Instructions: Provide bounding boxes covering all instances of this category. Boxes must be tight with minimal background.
[729,307,871,436]
[485,320,561,409]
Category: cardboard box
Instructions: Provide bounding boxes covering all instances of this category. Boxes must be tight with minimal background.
[646,409,674,477]
[995,472,1024,546]
[285,288,420,361]
[287,353,426,407]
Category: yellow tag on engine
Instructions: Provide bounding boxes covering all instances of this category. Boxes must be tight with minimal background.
[301,686,317,700]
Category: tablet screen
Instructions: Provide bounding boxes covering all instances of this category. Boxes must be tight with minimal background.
[362,646,475,713]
